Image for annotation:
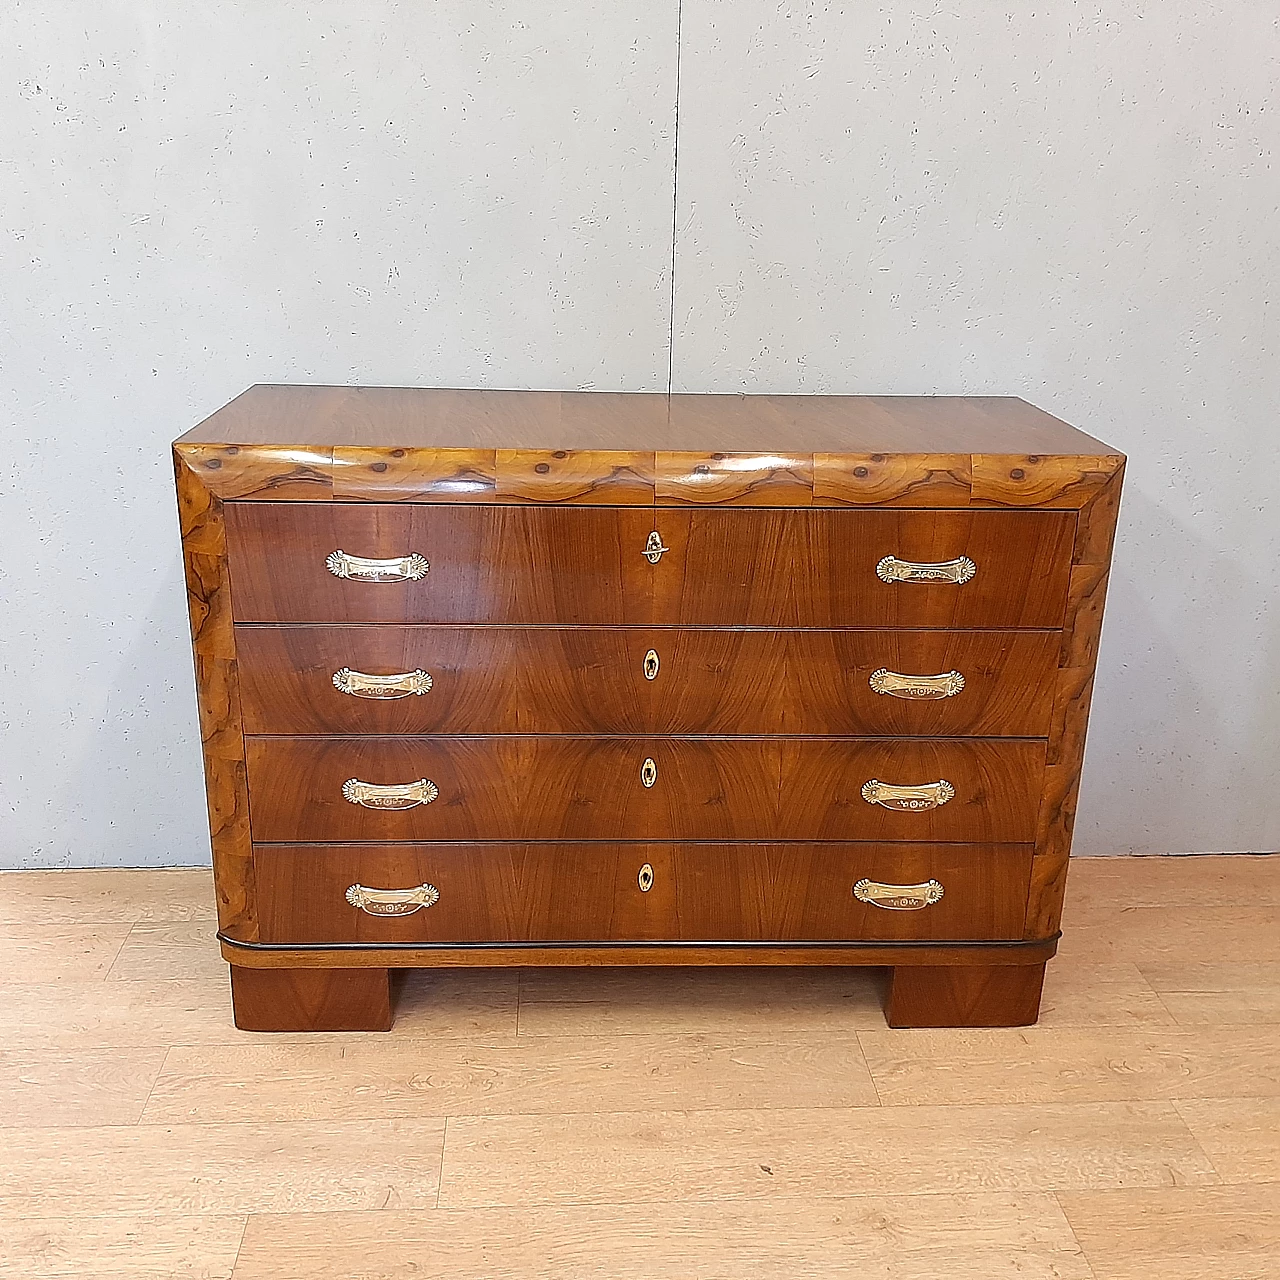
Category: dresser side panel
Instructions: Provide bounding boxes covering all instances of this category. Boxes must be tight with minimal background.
[173,450,258,939]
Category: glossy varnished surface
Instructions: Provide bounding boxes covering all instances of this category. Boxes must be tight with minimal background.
[243,736,1045,843]
[226,503,1075,628]
[236,625,1061,737]
[180,386,1116,455]
[253,843,1035,944]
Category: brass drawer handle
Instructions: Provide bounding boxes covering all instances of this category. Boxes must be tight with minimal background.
[869,668,965,700]
[325,549,430,582]
[345,882,440,916]
[640,757,658,788]
[643,649,660,680]
[854,878,944,910]
[333,668,433,699]
[642,531,670,564]
[638,863,654,892]
[861,779,955,811]
[342,777,439,810]
[876,554,976,585]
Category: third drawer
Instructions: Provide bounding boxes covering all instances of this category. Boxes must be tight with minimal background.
[237,626,1061,737]
[245,736,1046,843]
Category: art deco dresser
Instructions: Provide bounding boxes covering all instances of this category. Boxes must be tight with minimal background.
[174,387,1123,1031]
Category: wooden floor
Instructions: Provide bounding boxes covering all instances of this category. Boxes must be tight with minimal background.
[1,855,1278,1279]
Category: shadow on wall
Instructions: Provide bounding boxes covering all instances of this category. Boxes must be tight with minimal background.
[1075,483,1280,856]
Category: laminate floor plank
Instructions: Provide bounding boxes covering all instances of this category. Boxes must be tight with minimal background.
[1036,962,1176,1027]
[516,966,888,1037]
[437,1101,1218,1208]
[1058,1184,1280,1280]
[1054,905,1280,964]
[0,923,133,984]
[0,1047,169,1128]
[1140,962,1280,1026]
[858,1026,1280,1106]
[228,1193,1093,1280]
[106,921,227,983]
[0,1120,445,1216]
[0,868,216,925]
[1175,1097,1280,1183]
[1065,853,1280,910]
[0,1211,246,1280]
[140,1034,877,1125]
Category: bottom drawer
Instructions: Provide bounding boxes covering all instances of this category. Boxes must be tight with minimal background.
[253,843,1033,944]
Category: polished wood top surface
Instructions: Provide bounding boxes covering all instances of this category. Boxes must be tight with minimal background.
[178,384,1116,456]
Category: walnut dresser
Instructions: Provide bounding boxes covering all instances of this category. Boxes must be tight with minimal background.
[173,386,1124,1032]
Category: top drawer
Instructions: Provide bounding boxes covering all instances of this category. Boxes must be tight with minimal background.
[225,503,1075,628]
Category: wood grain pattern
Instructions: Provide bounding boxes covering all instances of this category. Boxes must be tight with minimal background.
[244,736,1045,843]
[175,442,333,501]
[225,502,654,625]
[496,449,656,503]
[253,842,1033,945]
[1059,1184,1280,1280]
[434,1102,1217,1206]
[886,964,1047,1027]
[650,507,1075,628]
[332,446,498,502]
[1175,1096,1280,1183]
[813,452,973,506]
[173,449,257,938]
[235,625,1061,737]
[654,451,814,505]
[1025,462,1125,938]
[229,966,392,1032]
[230,1194,1094,1280]
[141,1033,879,1124]
[0,1047,168,1128]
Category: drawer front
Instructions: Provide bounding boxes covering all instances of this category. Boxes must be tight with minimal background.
[238,625,1060,737]
[226,503,1073,628]
[254,842,1033,943]
[651,508,1075,628]
[245,736,1044,843]
[225,503,656,624]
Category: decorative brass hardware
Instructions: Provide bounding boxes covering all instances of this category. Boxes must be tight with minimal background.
[869,668,966,700]
[345,882,440,916]
[853,878,945,911]
[876,554,976,585]
[643,649,660,680]
[861,779,955,811]
[640,757,658,788]
[638,863,654,893]
[341,777,439,810]
[642,531,670,563]
[325,549,430,582]
[332,668,434,699]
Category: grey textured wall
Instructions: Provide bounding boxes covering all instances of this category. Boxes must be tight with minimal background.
[2,1,1277,867]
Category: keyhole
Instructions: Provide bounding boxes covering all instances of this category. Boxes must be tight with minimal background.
[643,649,660,680]
[638,863,654,892]
[640,757,658,788]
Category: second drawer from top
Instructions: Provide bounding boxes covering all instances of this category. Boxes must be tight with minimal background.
[237,625,1061,737]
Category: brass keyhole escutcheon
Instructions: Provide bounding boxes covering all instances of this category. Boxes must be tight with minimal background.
[638,863,654,893]
[642,531,669,563]
[640,757,658,788]
[643,649,660,680]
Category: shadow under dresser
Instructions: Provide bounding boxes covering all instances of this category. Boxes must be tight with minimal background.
[173,386,1124,1031]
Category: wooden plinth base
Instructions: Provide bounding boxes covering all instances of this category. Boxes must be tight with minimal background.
[886,963,1046,1027]
[229,965,393,1032]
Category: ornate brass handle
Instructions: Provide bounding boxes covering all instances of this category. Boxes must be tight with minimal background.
[640,757,658,788]
[333,668,433,699]
[345,882,440,916]
[642,531,670,563]
[643,649,660,680]
[342,777,439,810]
[869,669,965,700]
[861,779,955,811]
[853,878,944,910]
[325,549,430,582]
[876,554,976,585]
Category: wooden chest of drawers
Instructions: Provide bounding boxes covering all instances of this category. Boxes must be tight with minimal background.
[174,387,1124,1031]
